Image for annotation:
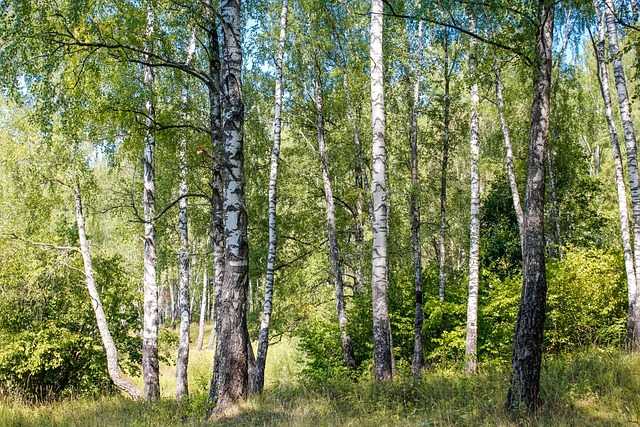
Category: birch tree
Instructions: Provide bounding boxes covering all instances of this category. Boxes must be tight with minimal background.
[439,28,451,303]
[370,0,394,382]
[591,0,637,352]
[176,29,197,401]
[314,61,357,371]
[464,13,480,376]
[408,16,424,380]
[603,0,640,350]
[508,0,554,409]
[74,187,142,400]
[141,4,160,401]
[253,0,289,394]
[210,0,250,412]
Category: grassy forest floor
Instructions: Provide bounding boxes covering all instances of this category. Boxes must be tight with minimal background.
[2,324,640,426]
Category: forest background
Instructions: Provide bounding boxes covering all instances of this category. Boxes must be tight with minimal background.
[1,0,640,425]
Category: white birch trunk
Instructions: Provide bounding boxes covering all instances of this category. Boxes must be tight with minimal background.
[465,14,480,375]
[197,270,208,351]
[253,0,288,394]
[409,17,424,380]
[604,0,640,350]
[74,190,142,400]
[211,0,249,412]
[370,0,393,381]
[175,29,197,400]
[439,30,451,303]
[598,0,640,350]
[141,4,159,401]
[494,63,524,246]
[314,64,357,371]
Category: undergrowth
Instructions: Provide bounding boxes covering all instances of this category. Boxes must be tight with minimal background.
[1,345,639,426]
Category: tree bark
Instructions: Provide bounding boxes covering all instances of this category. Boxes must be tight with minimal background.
[464,14,480,376]
[253,0,289,394]
[507,1,553,410]
[314,62,357,371]
[141,4,159,402]
[370,0,393,382]
[439,29,451,303]
[175,29,197,401]
[494,63,524,246]
[211,0,249,412]
[206,0,226,401]
[604,0,640,350]
[593,0,638,351]
[197,270,208,351]
[408,17,424,380]
[74,189,142,400]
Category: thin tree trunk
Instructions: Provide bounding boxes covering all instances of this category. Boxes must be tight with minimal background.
[370,0,393,382]
[604,0,640,350]
[211,0,249,412]
[141,4,159,402]
[197,270,209,351]
[507,1,553,410]
[409,18,424,380]
[593,0,638,351]
[464,14,481,376]
[253,0,288,395]
[314,62,357,371]
[175,29,197,401]
[439,29,451,303]
[336,39,370,295]
[74,189,142,400]
[169,276,176,329]
[494,63,524,246]
[546,151,563,258]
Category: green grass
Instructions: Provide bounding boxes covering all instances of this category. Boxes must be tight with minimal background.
[2,331,640,426]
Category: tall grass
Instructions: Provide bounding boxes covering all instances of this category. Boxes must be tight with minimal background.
[2,331,639,426]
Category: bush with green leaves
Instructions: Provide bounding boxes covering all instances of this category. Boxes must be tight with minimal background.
[0,247,141,401]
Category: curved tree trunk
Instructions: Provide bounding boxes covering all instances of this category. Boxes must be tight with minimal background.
[464,13,480,376]
[370,0,393,382]
[175,29,197,401]
[314,62,357,371]
[211,0,249,412]
[253,0,289,394]
[408,17,424,380]
[604,0,640,351]
[74,189,142,400]
[507,1,553,410]
[141,4,159,402]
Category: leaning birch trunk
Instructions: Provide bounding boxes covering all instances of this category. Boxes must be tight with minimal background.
[507,0,553,410]
[211,0,249,412]
[74,189,141,400]
[595,0,640,350]
[175,30,197,400]
[314,63,357,371]
[141,4,160,402]
[464,14,480,375]
[197,270,208,350]
[494,63,524,247]
[370,0,393,381]
[253,0,288,394]
[439,29,451,303]
[604,0,640,350]
[408,17,424,380]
